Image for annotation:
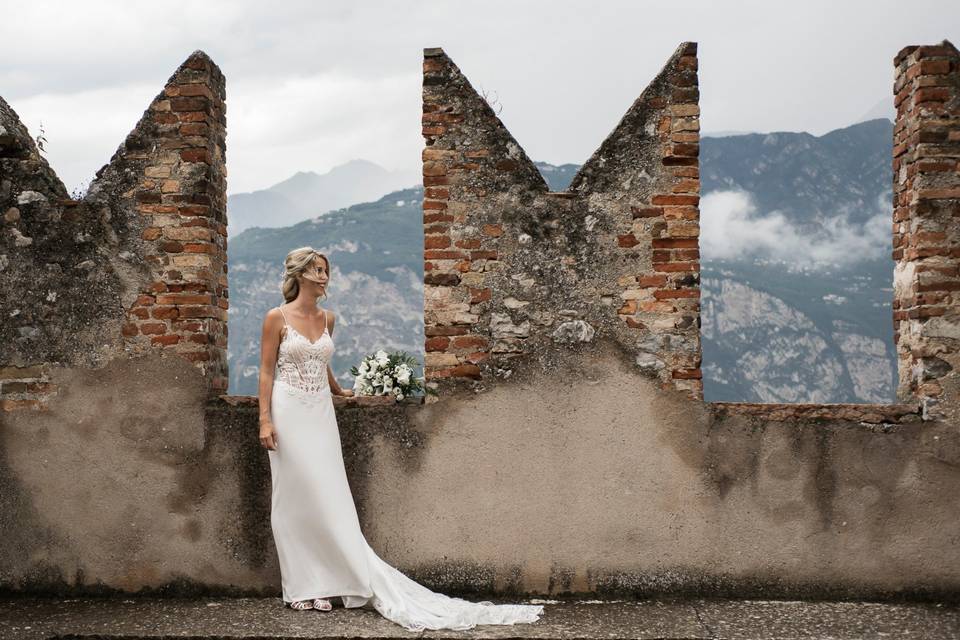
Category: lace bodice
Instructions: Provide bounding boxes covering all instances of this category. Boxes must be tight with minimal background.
[274,306,334,403]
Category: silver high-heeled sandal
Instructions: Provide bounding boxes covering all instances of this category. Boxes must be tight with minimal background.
[312,598,333,611]
[289,600,313,610]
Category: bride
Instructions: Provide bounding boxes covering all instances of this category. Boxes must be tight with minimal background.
[257,246,545,631]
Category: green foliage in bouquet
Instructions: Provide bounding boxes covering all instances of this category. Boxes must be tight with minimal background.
[350,350,438,400]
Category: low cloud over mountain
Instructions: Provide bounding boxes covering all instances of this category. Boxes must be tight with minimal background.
[228,119,898,403]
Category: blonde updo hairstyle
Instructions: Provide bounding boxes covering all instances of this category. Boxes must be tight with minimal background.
[281,246,330,304]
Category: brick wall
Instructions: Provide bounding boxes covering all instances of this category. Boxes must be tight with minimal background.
[0,51,228,409]
[421,43,702,399]
[117,52,229,394]
[892,40,960,422]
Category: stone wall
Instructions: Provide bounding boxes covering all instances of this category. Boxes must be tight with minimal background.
[2,42,960,602]
[893,40,960,424]
[3,352,955,601]
[422,43,703,399]
[0,51,228,411]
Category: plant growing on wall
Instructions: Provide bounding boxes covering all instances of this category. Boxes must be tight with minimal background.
[34,121,47,155]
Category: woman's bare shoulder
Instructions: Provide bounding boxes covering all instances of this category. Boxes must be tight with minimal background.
[263,306,284,325]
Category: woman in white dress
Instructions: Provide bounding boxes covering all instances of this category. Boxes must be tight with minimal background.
[257,246,545,631]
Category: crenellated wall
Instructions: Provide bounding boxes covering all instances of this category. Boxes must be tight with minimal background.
[893,40,960,424]
[0,51,228,410]
[1,43,959,603]
[421,43,703,399]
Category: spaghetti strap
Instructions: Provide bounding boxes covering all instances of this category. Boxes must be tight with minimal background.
[278,305,327,338]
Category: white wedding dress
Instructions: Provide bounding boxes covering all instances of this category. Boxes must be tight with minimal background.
[267,305,544,631]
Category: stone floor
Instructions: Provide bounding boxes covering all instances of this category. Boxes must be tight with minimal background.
[0,596,958,639]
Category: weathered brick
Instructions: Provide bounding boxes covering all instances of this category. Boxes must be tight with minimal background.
[653,289,700,299]
[183,242,217,254]
[425,325,470,337]
[652,238,698,249]
[632,206,664,218]
[425,224,450,235]
[423,161,447,177]
[156,293,214,305]
[424,213,455,224]
[151,306,179,320]
[654,262,700,272]
[914,87,950,103]
[469,287,491,303]
[663,206,699,220]
[452,335,489,349]
[425,235,452,249]
[426,336,450,351]
[639,275,669,287]
[670,104,699,117]
[618,234,640,247]
[180,148,210,163]
[139,322,167,335]
[671,179,700,193]
[450,363,482,379]
[144,166,171,178]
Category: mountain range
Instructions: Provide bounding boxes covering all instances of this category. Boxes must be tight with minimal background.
[226,118,898,403]
[227,188,425,394]
[227,159,418,234]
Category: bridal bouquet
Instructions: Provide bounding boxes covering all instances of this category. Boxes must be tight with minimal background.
[350,350,436,400]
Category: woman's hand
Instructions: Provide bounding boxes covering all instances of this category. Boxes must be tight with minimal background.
[336,389,355,397]
[259,421,278,450]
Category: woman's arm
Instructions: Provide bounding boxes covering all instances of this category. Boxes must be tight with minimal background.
[258,308,284,448]
[325,310,354,397]
[328,363,351,396]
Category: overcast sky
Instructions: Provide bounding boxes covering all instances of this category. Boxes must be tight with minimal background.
[2,0,957,195]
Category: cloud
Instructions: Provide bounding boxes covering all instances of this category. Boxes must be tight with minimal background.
[3,0,957,193]
[226,71,421,193]
[700,189,891,268]
[9,70,422,195]
[10,83,164,194]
